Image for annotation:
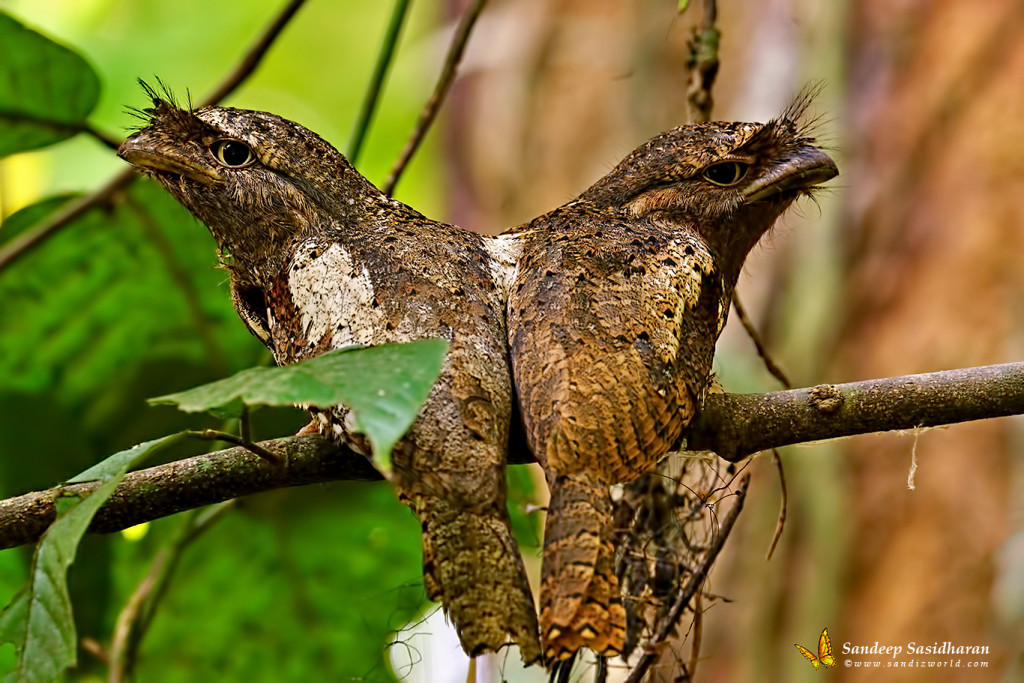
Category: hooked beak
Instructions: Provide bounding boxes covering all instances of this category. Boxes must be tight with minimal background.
[117,133,222,186]
[743,147,837,202]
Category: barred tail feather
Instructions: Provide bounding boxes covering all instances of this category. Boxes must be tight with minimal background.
[540,473,626,663]
[420,500,542,664]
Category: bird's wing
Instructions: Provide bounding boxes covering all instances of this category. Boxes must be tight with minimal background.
[508,207,726,481]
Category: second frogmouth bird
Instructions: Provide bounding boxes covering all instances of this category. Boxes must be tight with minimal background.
[503,97,837,662]
[117,85,542,664]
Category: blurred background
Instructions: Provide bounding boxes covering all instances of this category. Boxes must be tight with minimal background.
[0,0,1022,681]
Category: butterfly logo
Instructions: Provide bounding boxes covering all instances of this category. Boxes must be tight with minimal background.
[795,627,836,670]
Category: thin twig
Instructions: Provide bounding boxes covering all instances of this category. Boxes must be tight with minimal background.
[197,429,280,464]
[382,0,488,196]
[200,0,308,106]
[685,0,720,123]
[0,167,136,272]
[624,476,749,683]
[108,549,167,682]
[0,112,121,150]
[108,502,235,682]
[731,292,792,389]
[764,449,787,560]
[347,0,413,165]
[687,593,702,680]
[84,123,123,151]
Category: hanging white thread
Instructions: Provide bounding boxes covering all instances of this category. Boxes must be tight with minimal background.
[907,427,921,490]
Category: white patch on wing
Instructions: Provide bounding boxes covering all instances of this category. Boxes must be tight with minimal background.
[480,233,523,296]
[287,241,385,349]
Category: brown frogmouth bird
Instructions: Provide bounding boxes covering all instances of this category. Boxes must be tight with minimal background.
[502,98,837,663]
[117,85,542,664]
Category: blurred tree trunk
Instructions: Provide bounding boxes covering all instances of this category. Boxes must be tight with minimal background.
[828,1,1024,681]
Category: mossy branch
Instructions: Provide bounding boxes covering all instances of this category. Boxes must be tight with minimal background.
[1,362,1022,551]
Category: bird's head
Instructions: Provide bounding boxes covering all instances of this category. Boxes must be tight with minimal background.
[118,82,381,287]
[578,94,838,282]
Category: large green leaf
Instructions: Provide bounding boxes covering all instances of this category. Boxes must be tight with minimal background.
[150,339,448,473]
[0,11,101,157]
[113,483,426,682]
[0,434,180,683]
[0,180,259,408]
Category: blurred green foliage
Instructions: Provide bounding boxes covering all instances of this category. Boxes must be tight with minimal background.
[0,2,539,681]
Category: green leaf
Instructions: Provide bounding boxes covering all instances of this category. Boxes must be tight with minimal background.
[678,0,691,13]
[150,339,448,473]
[0,195,79,247]
[0,11,101,157]
[122,483,426,682]
[0,434,180,682]
[0,181,258,407]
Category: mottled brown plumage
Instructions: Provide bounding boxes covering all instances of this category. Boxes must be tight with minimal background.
[503,100,837,662]
[117,85,542,664]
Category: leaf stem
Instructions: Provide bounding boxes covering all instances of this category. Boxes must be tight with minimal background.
[195,429,280,464]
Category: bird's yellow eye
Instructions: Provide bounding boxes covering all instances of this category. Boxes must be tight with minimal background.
[211,139,254,168]
[702,161,748,186]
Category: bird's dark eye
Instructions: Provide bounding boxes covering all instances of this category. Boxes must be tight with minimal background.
[702,161,748,186]
[211,140,254,168]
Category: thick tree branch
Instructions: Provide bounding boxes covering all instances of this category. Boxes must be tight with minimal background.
[0,433,379,551]
[1,362,1022,550]
[688,361,1024,461]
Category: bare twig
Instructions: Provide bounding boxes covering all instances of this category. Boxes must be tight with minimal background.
[688,595,702,679]
[0,168,136,272]
[382,0,488,196]
[624,476,749,683]
[108,502,235,682]
[347,0,413,165]
[2,363,1024,550]
[83,123,123,151]
[764,449,787,560]
[0,112,122,150]
[199,0,308,106]
[108,554,165,682]
[685,0,720,123]
[197,429,280,463]
[731,292,792,389]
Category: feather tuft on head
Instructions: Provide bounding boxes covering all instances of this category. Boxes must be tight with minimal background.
[124,78,205,139]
